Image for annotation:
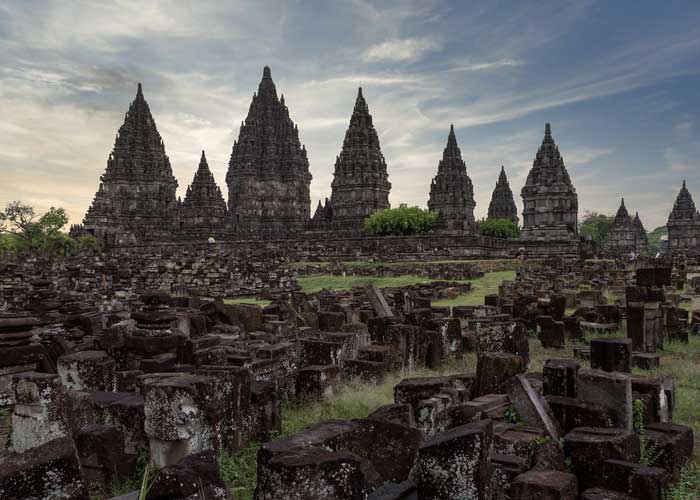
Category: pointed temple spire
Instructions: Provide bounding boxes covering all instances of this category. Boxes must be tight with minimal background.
[520,123,578,241]
[667,180,700,250]
[606,197,637,254]
[181,150,227,231]
[487,165,518,224]
[226,65,312,235]
[427,125,475,232]
[632,211,648,253]
[329,87,391,229]
[82,83,178,243]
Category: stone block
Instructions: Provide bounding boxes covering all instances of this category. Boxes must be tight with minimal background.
[394,376,450,413]
[504,374,561,439]
[644,422,694,481]
[543,359,580,398]
[296,365,340,398]
[577,369,633,429]
[475,352,526,397]
[411,420,493,500]
[537,316,565,349]
[58,350,116,392]
[147,450,232,500]
[489,453,528,500]
[590,338,632,373]
[510,470,578,500]
[579,488,638,500]
[631,352,660,370]
[545,395,616,434]
[76,424,135,485]
[0,437,90,500]
[602,459,671,500]
[563,427,640,491]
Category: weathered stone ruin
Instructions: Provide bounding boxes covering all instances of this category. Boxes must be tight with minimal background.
[82,83,179,245]
[327,88,392,231]
[427,125,476,232]
[0,253,696,499]
[520,123,578,242]
[666,180,700,252]
[226,66,312,237]
[487,166,519,225]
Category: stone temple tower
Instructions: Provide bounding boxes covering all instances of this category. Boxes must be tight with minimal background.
[487,166,519,225]
[226,66,312,237]
[179,151,228,234]
[427,125,476,232]
[83,83,178,244]
[632,212,648,254]
[605,198,637,254]
[667,180,700,251]
[329,88,391,230]
[520,123,578,241]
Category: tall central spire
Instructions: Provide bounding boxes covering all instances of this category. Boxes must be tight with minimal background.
[225,66,312,236]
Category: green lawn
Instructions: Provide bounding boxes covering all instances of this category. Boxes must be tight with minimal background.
[223,297,271,307]
[296,274,459,294]
[433,270,515,307]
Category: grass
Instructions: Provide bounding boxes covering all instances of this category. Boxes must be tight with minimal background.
[223,297,271,307]
[432,270,515,307]
[296,274,464,294]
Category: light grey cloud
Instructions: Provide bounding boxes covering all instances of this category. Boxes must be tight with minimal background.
[361,36,442,63]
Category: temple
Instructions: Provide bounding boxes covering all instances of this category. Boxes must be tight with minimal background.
[225,66,312,237]
[632,212,648,254]
[666,180,700,251]
[487,166,518,225]
[604,198,637,255]
[520,123,578,241]
[427,125,476,232]
[328,88,391,231]
[179,151,228,236]
[82,83,179,244]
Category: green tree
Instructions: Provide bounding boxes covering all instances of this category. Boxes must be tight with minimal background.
[364,205,438,236]
[579,211,613,243]
[646,226,667,254]
[478,218,519,238]
[0,201,70,255]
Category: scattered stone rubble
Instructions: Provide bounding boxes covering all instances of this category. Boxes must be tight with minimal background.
[0,258,695,499]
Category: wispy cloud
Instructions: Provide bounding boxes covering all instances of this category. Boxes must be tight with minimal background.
[362,36,442,62]
[447,58,523,72]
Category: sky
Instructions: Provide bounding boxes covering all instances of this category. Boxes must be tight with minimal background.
[1,0,699,231]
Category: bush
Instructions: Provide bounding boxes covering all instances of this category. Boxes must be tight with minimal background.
[364,205,437,236]
[479,218,519,239]
[77,234,103,254]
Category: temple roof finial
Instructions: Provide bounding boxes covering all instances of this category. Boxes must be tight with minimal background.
[137,82,142,95]
[263,66,271,79]
[545,123,551,137]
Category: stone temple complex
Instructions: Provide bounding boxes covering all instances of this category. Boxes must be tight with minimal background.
[487,166,519,225]
[520,124,578,241]
[82,84,179,244]
[71,67,700,258]
[666,180,700,251]
[226,66,312,237]
[327,88,392,230]
[427,125,476,232]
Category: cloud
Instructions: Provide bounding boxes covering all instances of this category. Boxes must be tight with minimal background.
[362,36,441,63]
[447,58,524,72]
